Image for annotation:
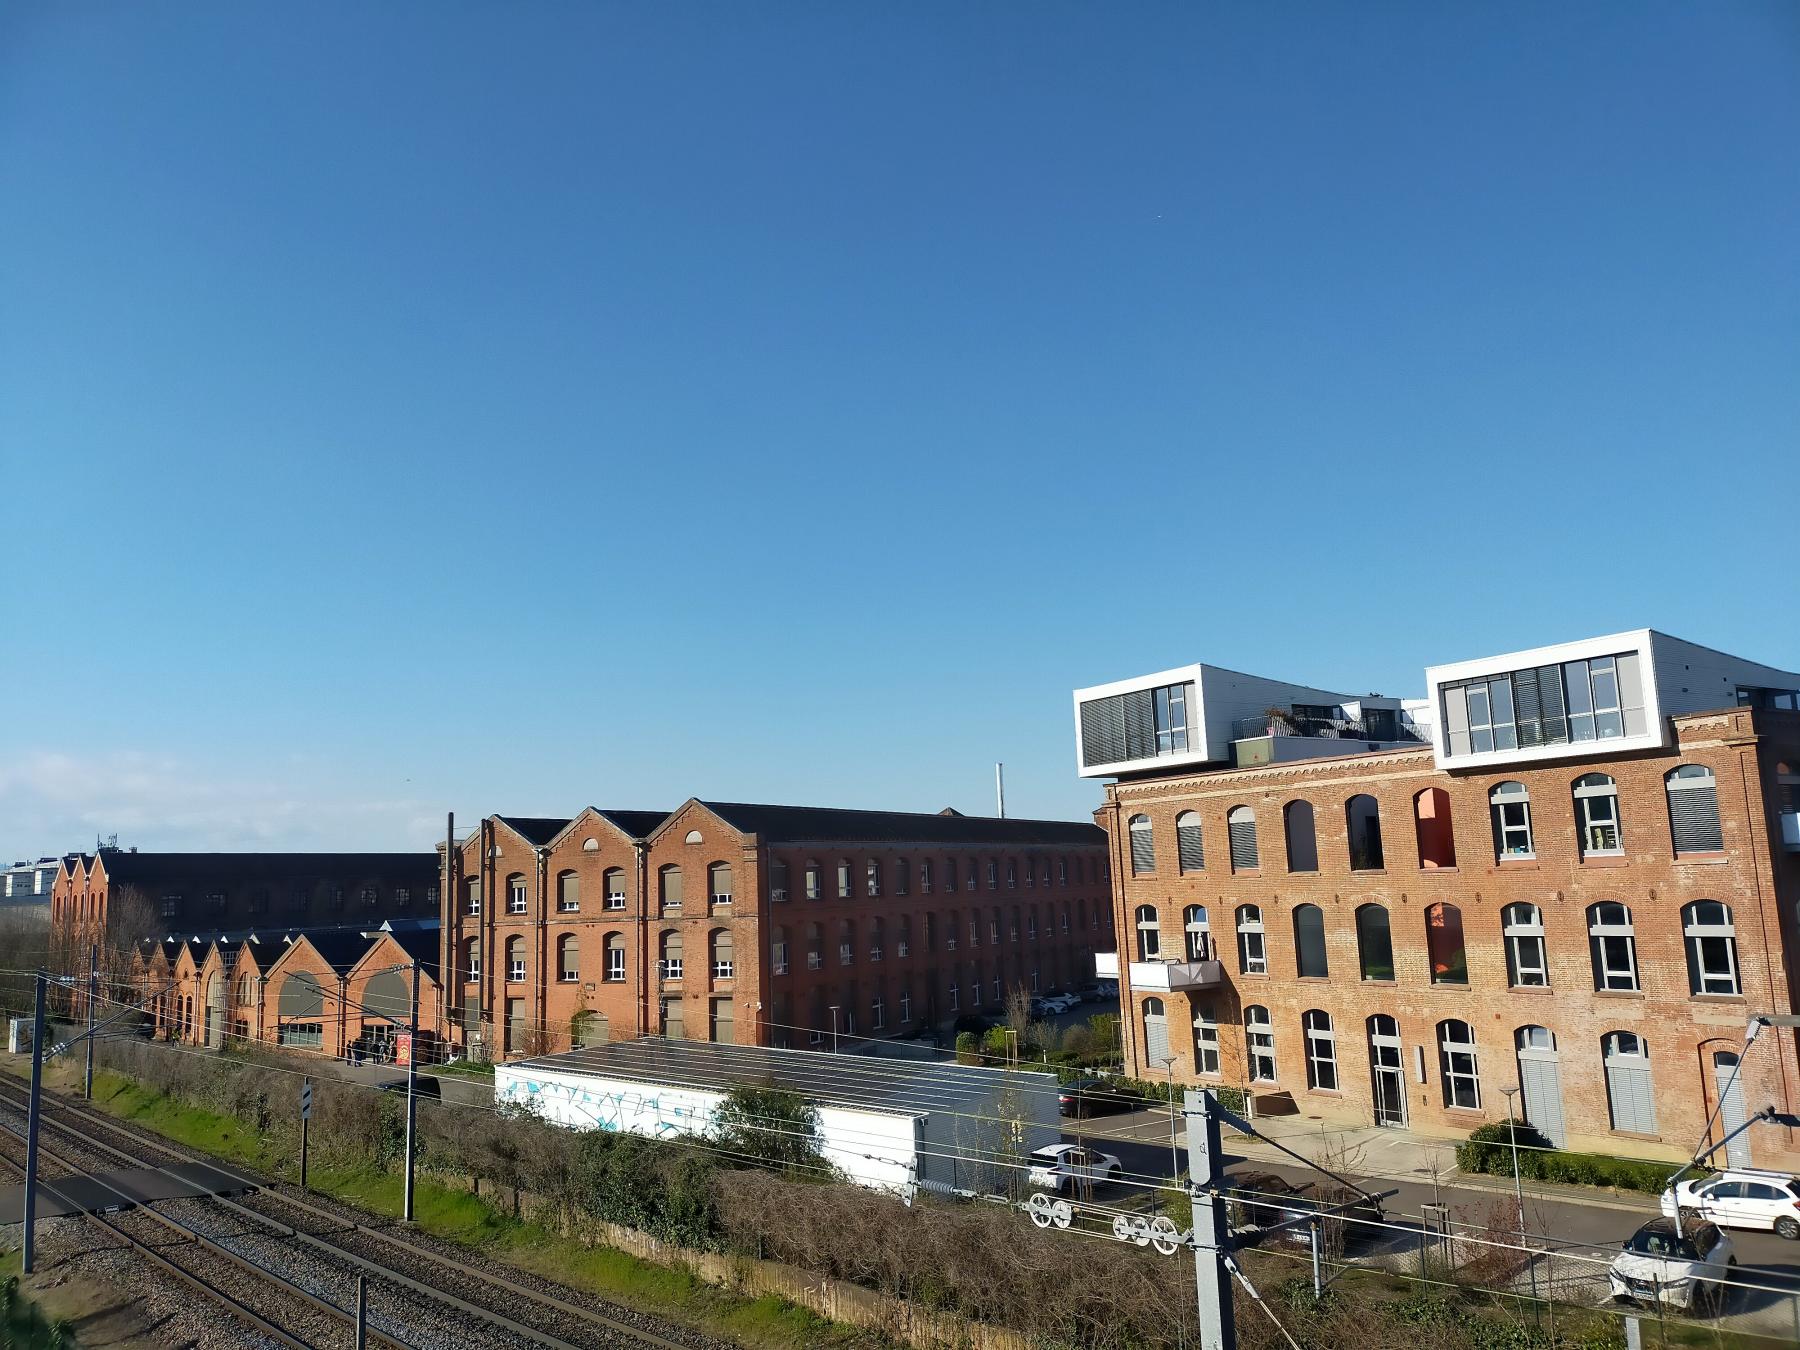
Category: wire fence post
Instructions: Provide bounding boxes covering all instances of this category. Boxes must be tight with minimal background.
[22,974,46,1275]
[1309,1218,1322,1298]
[404,959,420,1223]
[355,1273,367,1350]
[84,944,97,1101]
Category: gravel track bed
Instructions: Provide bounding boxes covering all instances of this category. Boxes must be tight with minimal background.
[7,1213,296,1350]
[157,1193,549,1350]
[246,1183,741,1350]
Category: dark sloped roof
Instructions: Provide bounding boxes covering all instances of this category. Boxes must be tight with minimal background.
[386,927,440,980]
[697,802,1105,848]
[294,929,381,974]
[593,810,671,839]
[99,851,436,884]
[494,818,573,846]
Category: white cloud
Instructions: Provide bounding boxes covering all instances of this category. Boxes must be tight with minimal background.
[0,750,441,857]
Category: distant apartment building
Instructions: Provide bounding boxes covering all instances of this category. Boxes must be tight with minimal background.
[2,856,63,923]
[1079,631,1800,1170]
[54,849,440,945]
[442,801,1112,1061]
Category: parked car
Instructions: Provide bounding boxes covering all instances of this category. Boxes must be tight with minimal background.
[1227,1171,1386,1249]
[1609,1218,1736,1313]
[1035,993,1079,1015]
[1094,980,1119,999]
[1057,1076,1143,1117]
[1027,1143,1124,1194]
[1662,1170,1800,1239]
[1073,983,1101,1003]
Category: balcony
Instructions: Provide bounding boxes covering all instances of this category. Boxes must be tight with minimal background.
[1094,951,1120,979]
[1231,713,1424,744]
[1127,959,1225,992]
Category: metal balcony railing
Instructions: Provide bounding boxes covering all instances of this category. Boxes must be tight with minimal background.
[1232,714,1426,744]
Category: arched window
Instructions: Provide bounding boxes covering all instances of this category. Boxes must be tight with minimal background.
[462,937,481,983]
[1235,904,1266,975]
[838,918,856,966]
[804,860,822,900]
[659,929,684,981]
[921,859,935,894]
[1587,902,1638,991]
[1489,782,1534,859]
[769,857,789,902]
[1176,811,1205,872]
[1413,787,1456,868]
[505,935,525,983]
[898,913,912,958]
[805,922,823,969]
[1227,806,1260,872]
[603,867,626,910]
[1245,1005,1276,1081]
[1135,904,1161,961]
[1502,902,1547,988]
[604,932,625,982]
[1303,1010,1337,1091]
[1142,997,1170,1067]
[1283,801,1318,872]
[1355,904,1394,981]
[1345,795,1384,870]
[1183,905,1210,962]
[1603,1032,1657,1134]
[870,915,886,961]
[1195,1008,1224,1080]
[1292,904,1328,979]
[1666,765,1724,854]
[708,863,734,907]
[895,857,909,896]
[838,860,854,898]
[556,870,580,913]
[659,864,683,913]
[1425,902,1467,985]
[1572,774,1623,857]
[506,872,527,914]
[1438,1019,1481,1109]
[770,925,789,975]
[1128,814,1156,875]
[557,933,579,982]
[867,858,882,897]
[1682,901,1740,996]
[710,928,734,980]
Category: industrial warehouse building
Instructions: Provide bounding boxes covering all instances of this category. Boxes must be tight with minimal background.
[495,1036,1059,1194]
[444,800,1113,1060]
[1080,629,1800,1171]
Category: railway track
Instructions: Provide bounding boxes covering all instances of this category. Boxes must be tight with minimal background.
[0,1081,727,1350]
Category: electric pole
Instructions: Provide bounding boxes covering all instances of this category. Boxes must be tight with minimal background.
[1185,1088,1237,1350]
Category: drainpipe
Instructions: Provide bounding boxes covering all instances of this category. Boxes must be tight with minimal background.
[483,818,496,1057]
[537,845,550,1050]
[634,841,650,1037]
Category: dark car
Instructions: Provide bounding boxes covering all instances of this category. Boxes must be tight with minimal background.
[1057,1076,1143,1117]
[1228,1170,1385,1250]
[377,1075,441,1100]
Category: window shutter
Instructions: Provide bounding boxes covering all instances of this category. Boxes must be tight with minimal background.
[1122,687,1157,761]
[1129,826,1155,874]
[1669,783,1724,853]
[1080,696,1128,768]
[1607,1056,1657,1134]
[1513,667,1543,747]
[1177,820,1205,872]
[1145,1012,1170,1067]
[1228,814,1259,870]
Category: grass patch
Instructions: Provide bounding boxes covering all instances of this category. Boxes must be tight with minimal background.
[1,1253,76,1349]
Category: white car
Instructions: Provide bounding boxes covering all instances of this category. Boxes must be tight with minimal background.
[1662,1170,1800,1239]
[1609,1218,1736,1313]
[1027,1143,1123,1194]
[1043,993,1079,1014]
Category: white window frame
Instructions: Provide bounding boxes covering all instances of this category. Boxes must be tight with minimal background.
[508,879,527,915]
[1135,904,1161,961]
[1184,905,1210,962]
[1303,1010,1338,1091]
[1193,1006,1220,1075]
[899,989,912,1022]
[1236,905,1267,976]
[1490,781,1535,859]
[1502,902,1548,988]
[604,942,625,982]
[1588,902,1639,992]
[1573,774,1623,857]
[1245,1005,1276,1082]
[1683,901,1741,996]
[1439,1020,1482,1110]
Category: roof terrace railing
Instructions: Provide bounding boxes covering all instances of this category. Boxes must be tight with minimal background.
[1231,713,1426,744]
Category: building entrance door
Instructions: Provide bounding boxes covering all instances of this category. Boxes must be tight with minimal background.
[1368,1015,1406,1128]
[1715,1051,1751,1167]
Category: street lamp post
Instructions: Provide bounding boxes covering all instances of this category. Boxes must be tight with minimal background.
[1498,1085,1539,1306]
[23,974,46,1274]
[1161,1056,1180,1180]
[403,958,421,1223]
[828,1005,840,1053]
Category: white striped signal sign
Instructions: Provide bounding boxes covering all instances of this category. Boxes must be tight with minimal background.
[300,1081,313,1121]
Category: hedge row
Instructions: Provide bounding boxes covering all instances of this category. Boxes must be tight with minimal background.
[1456,1120,1689,1195]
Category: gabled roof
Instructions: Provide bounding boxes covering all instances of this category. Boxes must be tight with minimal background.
[275,929,378,976]
[95,851,435,884]
[493,817,573,847]
[692,801,1105,849]
[591,809,671,839]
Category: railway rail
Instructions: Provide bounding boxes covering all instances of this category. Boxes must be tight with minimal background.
[0,1081,723,1350]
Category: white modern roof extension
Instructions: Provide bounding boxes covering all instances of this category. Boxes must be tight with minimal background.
[1425,629,1800,773]
[1072,662,1414,779]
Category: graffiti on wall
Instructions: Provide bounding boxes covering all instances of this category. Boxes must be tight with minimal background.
[498,1073,711,1138]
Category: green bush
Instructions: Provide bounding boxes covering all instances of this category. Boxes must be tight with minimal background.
[953,1030,980,1064]
[1456,1120,1689,1195]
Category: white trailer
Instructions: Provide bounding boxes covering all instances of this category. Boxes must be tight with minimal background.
[495,1037,1058,1196]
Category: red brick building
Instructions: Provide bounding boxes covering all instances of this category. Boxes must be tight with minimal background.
[441,801,1112,1060]
[1080,631,1800,1169]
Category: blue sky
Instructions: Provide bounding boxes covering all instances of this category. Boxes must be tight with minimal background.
[3,3,1796,855]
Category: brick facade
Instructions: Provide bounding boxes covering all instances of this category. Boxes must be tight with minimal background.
[442,801,1114,1060]
[1099,706,1800,1169]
